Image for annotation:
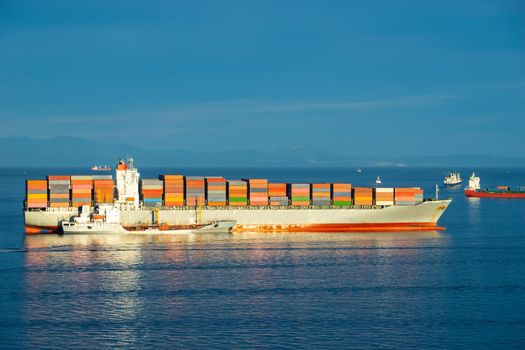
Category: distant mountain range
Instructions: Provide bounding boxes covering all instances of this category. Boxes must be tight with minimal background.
[0,136,524,167]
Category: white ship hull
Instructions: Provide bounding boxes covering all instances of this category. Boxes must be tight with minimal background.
[62,221,126,234]
[26,200,451,234]
[61,220,236,235]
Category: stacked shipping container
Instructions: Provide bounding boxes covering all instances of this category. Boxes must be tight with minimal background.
[332,183,352,206]
[26,172,429,209]
[206,177,227,206]
[415,188,424,204]
[227,180,247,206]
[163,175,184,207]
[394,188,424,206]
[247,179,268,206]
[93,179,114,204]
[71,176,92,207]
[374,188,394,206]
[26,180,48,208]
[141,179,163,207]
[93,175,112,180]
[354,187,373,206]
[268,183,288,206]
[48,176,70,208]
[289,184,310,206]
[311,183,331,206]
[185,176,205,206]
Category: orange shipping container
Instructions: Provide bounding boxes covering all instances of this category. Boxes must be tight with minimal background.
[163,175,184,180]
[49,193,69,199]
[269,183,286,190]
[229,202,247,206]
[27,202,48,208]
[291,201,310,206]
[47,175,70,181]
[333,184,352,190]
[27,180,48,190]
[354,198,373,206]
[50,202,69,207]
[71,180,92,185]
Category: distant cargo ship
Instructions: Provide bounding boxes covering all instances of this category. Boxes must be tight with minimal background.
[444,171,462,187]
[464,173,525,198]
[24,159,452,234]
[91,165,111,171]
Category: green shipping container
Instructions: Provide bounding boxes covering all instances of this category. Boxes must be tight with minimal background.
[229,197,247,202]
[333,201,352,206]
[291,196,310,201]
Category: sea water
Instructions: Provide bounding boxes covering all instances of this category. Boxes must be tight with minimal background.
[1,167,524,349]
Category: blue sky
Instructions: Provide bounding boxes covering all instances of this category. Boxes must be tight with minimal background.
[0,0,524,156]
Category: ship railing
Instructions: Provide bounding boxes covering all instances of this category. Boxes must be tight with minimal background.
[148,204,390,210]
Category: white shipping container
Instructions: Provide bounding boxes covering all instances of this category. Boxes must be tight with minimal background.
[71,175,92,180]
[375,188,394,193]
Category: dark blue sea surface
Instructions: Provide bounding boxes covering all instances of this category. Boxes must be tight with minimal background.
[1,167,525,349]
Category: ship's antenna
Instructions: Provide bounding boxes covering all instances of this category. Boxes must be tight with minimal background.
[435,184,439,200]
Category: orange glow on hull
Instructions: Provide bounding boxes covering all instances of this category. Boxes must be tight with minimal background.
[26,222,444,235]
[232,222,444,233]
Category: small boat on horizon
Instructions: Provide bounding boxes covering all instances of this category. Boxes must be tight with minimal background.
[376,176,382,185]
[444,171,462,187]
[91,165,112,171]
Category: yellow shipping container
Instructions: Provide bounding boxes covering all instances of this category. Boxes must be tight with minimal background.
[27,193,48,200]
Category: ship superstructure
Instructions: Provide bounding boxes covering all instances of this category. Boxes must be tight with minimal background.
[467,173,480,191]
[115,158,140,208]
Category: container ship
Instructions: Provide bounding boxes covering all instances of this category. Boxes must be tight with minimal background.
[24,159,452,235]
[464,173,525,198]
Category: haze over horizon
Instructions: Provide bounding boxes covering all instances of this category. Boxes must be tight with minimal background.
[1,0,524,157]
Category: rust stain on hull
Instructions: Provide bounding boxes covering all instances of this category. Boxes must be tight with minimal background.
[232,222,444,233]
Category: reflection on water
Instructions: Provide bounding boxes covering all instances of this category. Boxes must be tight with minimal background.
[16,226,525,348]
[21,231,452,348]
[24,232,230,249]
[466,197,481,227]
[466,197,481,210]
[24,231,443,250]
[23,236,146,348]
